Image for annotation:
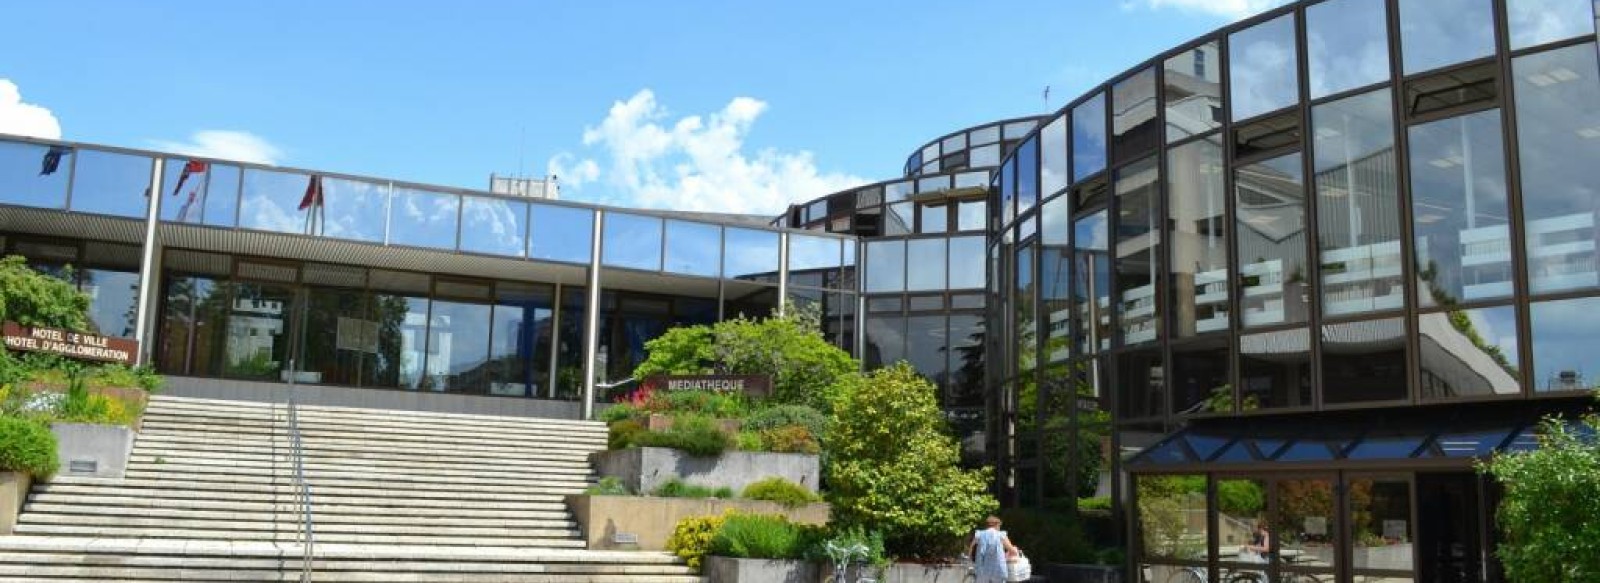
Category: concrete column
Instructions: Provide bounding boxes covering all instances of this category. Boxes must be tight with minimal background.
[776,232,789,316]
[133,158,165,366]
[580,211,604,420]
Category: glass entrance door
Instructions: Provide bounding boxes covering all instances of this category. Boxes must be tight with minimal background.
[1416,472,1482,583]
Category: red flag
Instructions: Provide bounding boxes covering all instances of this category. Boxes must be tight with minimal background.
[171,160,208,197]
[299,175,324,210]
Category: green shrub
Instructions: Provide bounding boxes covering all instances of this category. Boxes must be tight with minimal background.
[1078,496,1112,511]
[744,405,826,440]
[735,430,765,452]
[667,513,728,572]
[630,415,731,456]
[88,364,162,393]
[599,403,640,424]
[633,308,857,413]
[741,477,820,508]
[759,425,820,454]
[0,415,58,478]
[658,390,746,418]
[0,256,91,332]
[710,513,815,560]
[652,478,734,499]
[607,419,645,450]
[1480,410,1600,582]
[585,476,630,496]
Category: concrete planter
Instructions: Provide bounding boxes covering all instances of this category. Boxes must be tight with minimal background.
[51,422,136,478]
[0,472,31,535]
[644,413,742,434]
[565,494,829,551]
[879,563,972,583]
[704,556,819,583]
[592,447,820,495]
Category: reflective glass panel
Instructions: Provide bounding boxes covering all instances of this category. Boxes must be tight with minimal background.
[949,236,986,289]
[0,141,69,209]
[1229,13,1300,121]
[68,149,150,218]
[1165,41,1223,141]
[1042,195,1069,246]
[80,268,139,338]
[387,187,459,249]
[971,125,1000,145]
[1418,306,1521,398]
[1215,478,1270,574]
[1409,110,1512,306]
[1306,0,1391,98]
[865,240,905,293]
[948,313,985,408]
[905,314,947,388]
[421,300,492,394]
[314,177,388,243]
[885,181,913,203]
[1115,157,1161,346]
[1172,337,1229,415]
[663,220,721,277]
[1529,295,1600,392]
[160,160,239,226]
[1073,92,1108,181]
[459,196,527,257]
[1273,478,1340,578]
[1240,327,1312,409]
[865,314,905,368]
[958,199,986,231]
[299,286,369,388]
[1041,116,1068,196]
[1137,475,1209,564]
[1111,67,1158,160]
[1236,153,1308,327]
[724,228,780,282]
[906,239,947,292]
[970,144,1001,168]
[1041,241,1070,363]
[1507,0,1594,50]
[223,283,296,382]
[529,203,594,264]
[1323,317,1410,404]
[1016,242,1038,373]
[1074,211,1112,353]
[1399,0,1496,75]
[1514,44,1600,296]
[885,201,914,236]
[921,203,948,233]
[788,234,840,284]
[1168,138,1229,337]
[1016,138,1039,212]
[602,212,663,271]
[1347,477,1414,576]
[1118,350,1163,419]
[489,292,553,398]
[1314,91,1402,317]
[240,169,316,235]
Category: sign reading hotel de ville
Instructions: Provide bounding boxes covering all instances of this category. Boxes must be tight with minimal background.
[1,322,138,365]
[643,374,773,399]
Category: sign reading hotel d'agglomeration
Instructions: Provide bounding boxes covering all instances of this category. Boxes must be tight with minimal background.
[644,374,773,399]
[2,322,138,366]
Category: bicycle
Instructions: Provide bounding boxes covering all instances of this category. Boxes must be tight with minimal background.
[823,540,878,583]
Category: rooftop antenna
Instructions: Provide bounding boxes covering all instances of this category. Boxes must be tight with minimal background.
[1044,85,1051,111]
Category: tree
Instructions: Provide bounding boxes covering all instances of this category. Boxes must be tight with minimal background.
[0,255,91,332]
[1479,404,1600,582]
[825,363,996,559]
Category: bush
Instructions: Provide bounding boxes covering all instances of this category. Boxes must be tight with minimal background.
[735,430,764,452]
[996,508,1098,564]
[1078,496,1112,511]
[742,477,820,508]
[760,425,820,454]
[652,478,734,499]
[607,419,645,450]
[633,308,857,412]
[585,476,630,496]
[710,513,816,560]
[658,390,746,418]
[667,513,727,572]
[599,403,640,424]
[88,364,162,393]
[0,256,91,332]
[629,415,732,457]
[1480,410,1600,582]
[0,415,58,478]
[744,404,826,440]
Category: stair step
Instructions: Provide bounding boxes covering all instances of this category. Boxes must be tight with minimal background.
[9,526,589,547]
[20,505,575,528]
[129,435,594,463]
[37,479,582,503]
[15,514,580,538]
[24,495,571,517]
[124,454,592,480]
[135,422,608,450]
[149,395,608,430]
[141,407,609,438]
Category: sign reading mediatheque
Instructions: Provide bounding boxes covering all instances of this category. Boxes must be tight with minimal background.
[2,322,138,365]
[644,374,773,399]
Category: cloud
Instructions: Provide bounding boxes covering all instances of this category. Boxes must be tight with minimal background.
[549,89,867,216]
[149,130,284,165]
[1131,0,1293,19]
[0,79,62,140]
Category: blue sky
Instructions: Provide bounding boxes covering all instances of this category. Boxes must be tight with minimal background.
[0,0,1283,214]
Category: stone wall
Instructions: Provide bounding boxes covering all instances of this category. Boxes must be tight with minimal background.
[591,447,820,495]
[565,495,829,551]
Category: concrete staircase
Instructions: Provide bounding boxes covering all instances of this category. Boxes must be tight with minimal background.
[0,395,702,582]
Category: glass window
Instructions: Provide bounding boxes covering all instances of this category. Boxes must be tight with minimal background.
[1165,41,1224,141]
[1214,478,1270,571]
[943,133,967,153]
[1240,328,1312,409]
[999,158,1016,228]
[949,236,985,289]
[1115,157,1161,346]
[1229,13,1300,121]
[160,159,239,226]
[885,201,914,236]
[1508,0,1594,50]
[1306,0,1391,99]
[1399,0,1496,75]
[1314,91,1402,317]
[602,212,663,271]
[865,313,905,368]
[1236,153,1308,327]
[1168,138,1229,337]
[1347,477,1414,577]
[1041,244,1070,363]
[1111,67,1158,160]
[885,181,913,203]
[948,313,985,408]
[1041,116,1068,197]
[529,203,594,264]
[1172,338,1230,415]
[1323,317,1410,404]
[920,203,948,233]
[1409,110,1512,306]
[1016,138,1039,212]
[299,287,371,388]
[459,196,527,257]
[1418,306,1521,398]
[1072,92,1108,181]
[68,149,151,218]
[239,169,315,235]
[905,313,948,388]
[222,283,296,382]
[388,187,460,249]
[1529,295,1600,392]
[80,268,139,338]
[917,175,950,195]
[1004,120,1038,140]
[303,177,386,243]
[906,239,947,292]
[957,199,986,231]
[971,125,1001,146]
[1136,475,1209,565]
[1118,350,1163,419]
[725,228,779,282]
[788,234,840,285]
[0,141,70,209]
[1074,210,1112,354]
[420,300,492,393]
[1514,44,1600,296]
[1272,478,1340,579]
[489,288,553,398]
[663,220,721,277]
[969,144,1001,168]
[865,240,905,293]
[1016,242,1038,374]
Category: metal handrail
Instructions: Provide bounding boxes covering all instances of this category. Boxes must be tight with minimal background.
[285,360,316,582]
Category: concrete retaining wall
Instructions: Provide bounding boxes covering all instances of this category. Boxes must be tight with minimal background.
[0,472,31,535]
[565,495,829,551]
[704,557,819,583]
[591,447,820,495]
[52,423,135,478]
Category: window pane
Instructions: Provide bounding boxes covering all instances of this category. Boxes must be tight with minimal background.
[865,240,905,293]
[385,187,459,249]
[885,201,914,236]
[948,313,985,408]
[1041,241,1071,363]
[223,283,295,382]
[1165,41,1224,141]
[68,149,150,218]
[906,239,947,291]
[663,220,721,277]
[788,234,840,284]
[1237,153,1308,327]
[1399,0,1496,75]
[1169,138,1230,337]
[885,181,913,203]
[1073,92,1108,181]
[489,296,553,397]
[1323,317,1409,403]
[957,199,986,231]
[1507,0,1595,50]
[1172,338,1230,414]
[1418,306,1521,398]
[972,125,1000,146]
[906,314,947,388]
[724,228,779,282]
[161,159,239,226]
[920,204,948,233]
[1314,91,1402,317]
[240,169,314,235]
[460,197,527,257]
[1112,67,1158,161]
[1240,328,1312,409]
[1074,210,1112,354]
[1115,157,1161,346]
[1137,475,1209,562]
[1306,0,1391,98]
[422,300,493,394]
[313,177,387,244]
[1514,44,1600,296]
[1272,479,1339,578]
[865,314,905,368]
[1348,477,1414,575]
[949,236,985,289]
[1118,350,1163,419]
[80,268,139,338]
[1229,14,1300,121]
[1529,295,1600,392]
[1016,138,1039,213]
[529,204,594,264]
[300,287,370,388]
[1409,110,1512,307]
[1016,243,1037,374]
[970,144,1001,168]
[602,212,663,271]
[0,141,69,209]
[1041,116,1068,197]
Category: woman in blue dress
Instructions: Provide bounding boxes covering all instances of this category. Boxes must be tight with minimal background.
[968,515,1020,583]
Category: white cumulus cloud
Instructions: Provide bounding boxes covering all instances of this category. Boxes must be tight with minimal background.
[548,89,866,216]
[149,130,284,165]
[0,79,62,140]
[1134,0,1294,19]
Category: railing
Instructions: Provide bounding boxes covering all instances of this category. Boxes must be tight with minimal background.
[284,357,316,581]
